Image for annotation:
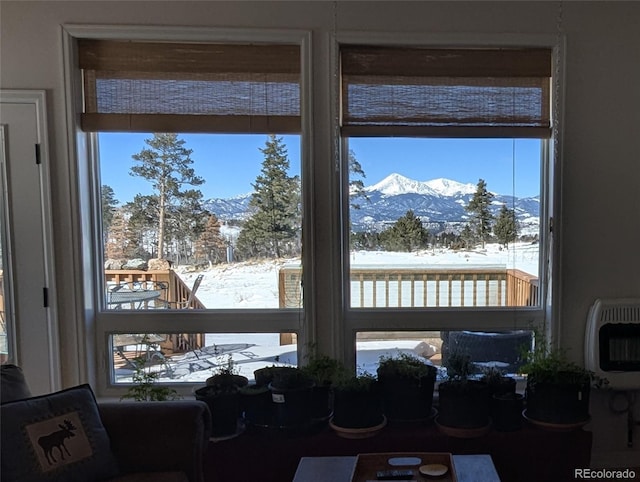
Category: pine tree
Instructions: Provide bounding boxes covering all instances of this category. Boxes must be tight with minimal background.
[465,178,495,248]
[105,208,141,260]
[130,133,204,259]
[494,204,518,248]
[460,224,475,250]
[348,149,368,210]
[195,215,227,265]
[101,185,118,233]
[236,135,301,259]
[379,210,428,252]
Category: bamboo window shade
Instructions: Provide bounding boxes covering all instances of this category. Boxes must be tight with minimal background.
[341,46,552,138]
[78,39,301,133]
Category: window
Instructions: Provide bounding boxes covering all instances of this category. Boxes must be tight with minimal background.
[66,26,559,394]
[74,34,309,391]
[339,45,553,374]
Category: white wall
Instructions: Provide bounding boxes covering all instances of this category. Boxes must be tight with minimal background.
[1,0,639,469]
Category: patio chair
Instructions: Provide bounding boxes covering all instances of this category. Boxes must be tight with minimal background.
[166,274,204,310]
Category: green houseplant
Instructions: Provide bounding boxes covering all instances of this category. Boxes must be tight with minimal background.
[121,355,181,402]
[521,337,595,426]
[301,354,347,422]
[194,355,248,437]
[436,353,491,432]
[480,366,521,432]
[330,372,385,437]
[376,352,437,422]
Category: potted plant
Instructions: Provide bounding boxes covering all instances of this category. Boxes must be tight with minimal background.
[521,337,597,426]
[436,353,491,433]
[241,364,294,429]
[376,352,437,422]
[194,355,248,438]
[239,383,273,428]
[301,354,347,422]
[268,367,315,429]
[481,366,521,432]
[121,355,181,402]
[330,372,385,438]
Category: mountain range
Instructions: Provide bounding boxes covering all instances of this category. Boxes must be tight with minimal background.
[205,173,540,235]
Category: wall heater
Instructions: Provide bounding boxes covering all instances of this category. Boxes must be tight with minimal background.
[585,298,640,390]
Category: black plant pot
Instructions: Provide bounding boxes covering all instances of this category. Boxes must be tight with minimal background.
[240,384,274,428]
[309,384,333,422]
[269,380,315,429]
[437,380,491,429]
[487,376,517,398]
[195,385,242,438]
[492,392,524,432]
[377,373,436,422]
[525,376,591,425]
[332,388,384,430]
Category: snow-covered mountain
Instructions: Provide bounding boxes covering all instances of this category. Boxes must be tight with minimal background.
[205,174,540,235]
[367,174,477,197]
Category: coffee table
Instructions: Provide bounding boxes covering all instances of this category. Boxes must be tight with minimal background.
[292,454,500,482]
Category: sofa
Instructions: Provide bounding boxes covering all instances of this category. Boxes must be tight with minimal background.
[0,365,211,482]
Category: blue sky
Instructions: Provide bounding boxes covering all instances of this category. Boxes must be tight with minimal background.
[98,133,541,204]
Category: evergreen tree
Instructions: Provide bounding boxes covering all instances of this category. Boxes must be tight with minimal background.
[494,204,518,248]
[348,149,368,210]
[130,133,204,258]
[105,208,142,260]
[236,135,301,259]
[164,189,210,263]
[465,178,494,248]
[460,224,475,250]
[125,194,159,257]
[195,215,227,265]
[379,210,428,252]
[101,185,118,233]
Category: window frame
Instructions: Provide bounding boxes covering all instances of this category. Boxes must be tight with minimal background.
[63,25,315,398]
[62,25,563,395]
[332,31,562,370]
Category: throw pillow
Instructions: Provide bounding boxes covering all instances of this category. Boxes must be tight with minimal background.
[0,364,32,403]
[0,384,119,482]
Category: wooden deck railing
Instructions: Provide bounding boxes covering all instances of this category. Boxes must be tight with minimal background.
[279,266,539,308]
[104,269,206,354]
[104,269,206,309]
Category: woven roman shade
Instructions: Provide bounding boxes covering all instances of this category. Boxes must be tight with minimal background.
[341,46,552,138]
[78,39,301,133]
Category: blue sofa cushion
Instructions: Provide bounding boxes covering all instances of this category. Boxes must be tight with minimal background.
[0,384,119,482]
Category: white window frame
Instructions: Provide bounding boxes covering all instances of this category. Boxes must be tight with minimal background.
[62,25,563,395]
[62,25,314,398]
[330,31,563,369]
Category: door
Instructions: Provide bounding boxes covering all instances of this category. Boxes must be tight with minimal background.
[0,90,59,394]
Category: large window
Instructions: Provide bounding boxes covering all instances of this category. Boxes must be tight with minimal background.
[74,34,309,391]
[339,45,552,374]
[67,27,558,393]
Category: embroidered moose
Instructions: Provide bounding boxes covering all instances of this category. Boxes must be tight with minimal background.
[38,419,77,465]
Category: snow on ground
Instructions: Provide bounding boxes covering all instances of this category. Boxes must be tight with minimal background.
[117,243,539,384]
[185,242,539,310]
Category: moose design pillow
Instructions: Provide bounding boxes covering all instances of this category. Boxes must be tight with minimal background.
[0,384,119,482]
